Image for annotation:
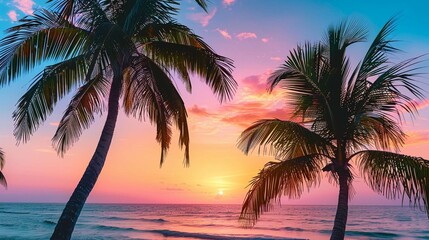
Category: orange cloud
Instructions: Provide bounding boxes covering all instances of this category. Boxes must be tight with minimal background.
[188,71,293,130]
[236,32,257,40]
[189,105,211,117]
[405,130,429,145]
[240,75,269,95]
[221,107,290,127]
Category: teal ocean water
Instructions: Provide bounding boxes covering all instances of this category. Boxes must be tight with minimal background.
[0,203,428,239]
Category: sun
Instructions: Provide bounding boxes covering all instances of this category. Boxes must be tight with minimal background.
[217,190,224,196]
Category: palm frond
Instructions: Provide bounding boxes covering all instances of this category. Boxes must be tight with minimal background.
[240,155,324,226]
[348,114,406,151]
[145,41,236,103]
[364,56,425,117]
[0,148,6,188]
[344,18,397,114]
[123,0,179,35]
[238,119,333,160]
[137,21,214,91]
[346,56,425,151]
[13,55,88,143]
[52,73,109,155]
[0,9,88,86]
[143,58,190,166]
[356,17,398,83]
[48,0,108,25]
[356,150,429,217]
[124,55,191,166]
[0,171,7,189]
[323,18,367,54]
[193,0,208,12]
[323,18,367,102]
[0,148,4,169]
[268,43,330,121]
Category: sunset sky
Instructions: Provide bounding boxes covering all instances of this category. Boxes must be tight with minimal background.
[0,0,429,205]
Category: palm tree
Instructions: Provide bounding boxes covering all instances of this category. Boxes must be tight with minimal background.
[0,0,236,239]
[237,18,429,240]
[0,148,7,188]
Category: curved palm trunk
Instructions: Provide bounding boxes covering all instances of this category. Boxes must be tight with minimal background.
[51,76,123,240]
[330,169,349,240]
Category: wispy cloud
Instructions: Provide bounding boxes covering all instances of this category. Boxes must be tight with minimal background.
[270,56,282,61]
[414,99,429,110]
[189,105,211,117]
[240,75,269,95]
[216,28,232,39]
[261,38,269,43]
[405,130,429,145]
[223,0,235,6]
[236,32,257,40]
[188,8,217,27]
[13,0,34,15]
[49,122,60,126]
[7,10,18,21]
[35,148,55,154]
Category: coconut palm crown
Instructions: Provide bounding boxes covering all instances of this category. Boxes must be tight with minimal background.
[0,0,236,239]
[237,18,429,240]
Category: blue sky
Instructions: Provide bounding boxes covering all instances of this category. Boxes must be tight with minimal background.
[0,0,428,204]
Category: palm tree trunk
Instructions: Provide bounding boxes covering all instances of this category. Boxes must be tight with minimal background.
[50,76,123,240]
[330,169,349,240]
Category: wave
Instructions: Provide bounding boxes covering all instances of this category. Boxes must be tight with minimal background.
[43,220,56,225]
[346,231,401,238]
[95,225,141,232]
[0,210,30,215]
[0,223,14,227]
[104,216,167,222]
[283,226,305,232]
[92,226,304,240]
[150,229,305,240]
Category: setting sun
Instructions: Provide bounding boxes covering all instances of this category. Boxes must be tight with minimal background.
[217,190,224,196]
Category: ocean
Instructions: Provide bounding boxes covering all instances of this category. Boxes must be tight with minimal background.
[0,203,428,239]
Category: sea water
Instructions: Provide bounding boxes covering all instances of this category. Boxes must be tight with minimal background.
[0,203,428,239]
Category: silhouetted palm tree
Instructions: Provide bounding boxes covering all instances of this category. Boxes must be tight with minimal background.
[238,18,429,240]
[0,148,6,188]
[0,0,236,239]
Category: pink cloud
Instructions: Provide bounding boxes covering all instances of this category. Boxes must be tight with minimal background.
[216,28,232,39]
[7,10,18,21]
[221,108,291,127]
[236,32,257,40]
[223,0,235,6]
[241,75,268,95]
[415,99,429,110]
[13,0,34,15]
[188,8,217,27]
[189,105,211,117]
[187,72,293,134]
[261,38,269,43]
[270,57,282,61]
